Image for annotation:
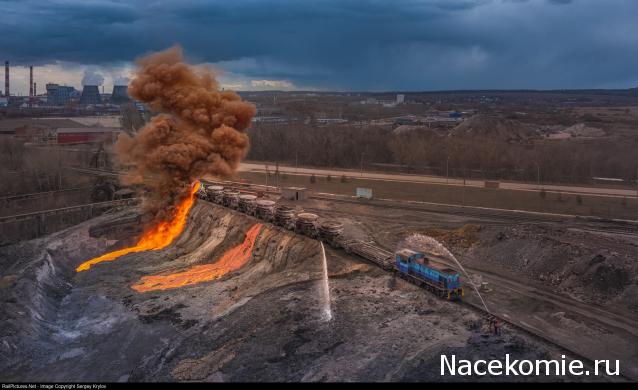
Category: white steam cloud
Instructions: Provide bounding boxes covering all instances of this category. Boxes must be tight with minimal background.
[113,75,129,86]
[81,67,104,86]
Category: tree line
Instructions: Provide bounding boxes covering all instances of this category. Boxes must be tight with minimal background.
[246,123,638,184]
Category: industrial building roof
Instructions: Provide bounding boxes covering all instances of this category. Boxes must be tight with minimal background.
[56,127,122,133]
[0,118,86,131]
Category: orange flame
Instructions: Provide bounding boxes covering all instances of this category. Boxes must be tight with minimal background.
[131,223,263,292]
[76,182,202,272]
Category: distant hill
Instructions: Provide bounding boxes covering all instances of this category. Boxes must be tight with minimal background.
[449,114,538,142]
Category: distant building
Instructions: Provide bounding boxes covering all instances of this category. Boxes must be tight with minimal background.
[356,187,373,199]
[252,116,287,123]
[111,85,130,104]
[396,94,405,104]
[424,116,462,126]
[394,115,418,125]
[79,85,102,105]
[0,96,7,107]
[20,96,47,108]
[56,127,122,144]
[46,83,76,106]
[7,118,84,142]
[315,118,348,124]
[134,101,145,113]
[281,187,310,201]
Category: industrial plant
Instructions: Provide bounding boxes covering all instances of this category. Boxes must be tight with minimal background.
[1,61,134,110]
[1,0,638,384]
[1,54,637,383]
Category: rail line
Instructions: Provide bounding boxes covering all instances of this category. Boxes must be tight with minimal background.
[0,198,139,223]
[196,180,637,379]
[312,194,638,233]
[199,196,629,378]
[309,197,638,238]
[202,177,638,235]
[0,187,91,203]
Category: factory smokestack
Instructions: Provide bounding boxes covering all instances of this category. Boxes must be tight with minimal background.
[115,45,256,222]
[33,82,37,96]
[4,61,8,97]
[79,85,101,105]
[79,68,104,105]
[29,66,33,97]
[111,85,130,104]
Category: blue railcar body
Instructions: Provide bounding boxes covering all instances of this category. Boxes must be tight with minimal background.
[395,249,464,300]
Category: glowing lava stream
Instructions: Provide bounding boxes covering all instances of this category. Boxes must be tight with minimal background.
[76,182,201,272]
[131,223,263,292]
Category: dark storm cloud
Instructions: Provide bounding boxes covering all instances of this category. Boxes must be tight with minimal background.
[1,0,636,90]
[547,0,574,5]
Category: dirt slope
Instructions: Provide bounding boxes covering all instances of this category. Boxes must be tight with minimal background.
[450,114,539,142]
[0,202,602,381]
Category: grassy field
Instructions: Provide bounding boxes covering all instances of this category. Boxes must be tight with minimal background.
[243,160,638,191]
[238,171,638,220]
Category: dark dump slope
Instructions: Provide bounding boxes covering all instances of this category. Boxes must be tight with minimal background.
[0,202,601,381]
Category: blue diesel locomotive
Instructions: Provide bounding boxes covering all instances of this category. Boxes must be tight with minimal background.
[395,249,464,300]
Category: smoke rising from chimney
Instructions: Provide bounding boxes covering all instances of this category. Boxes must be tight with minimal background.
[113,75,129,86]
[81,67,104,86]
[115,46,256,222]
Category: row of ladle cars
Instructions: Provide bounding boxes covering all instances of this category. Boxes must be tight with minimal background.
[197,183,345,248]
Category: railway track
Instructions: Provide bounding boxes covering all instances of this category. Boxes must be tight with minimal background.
[332,243,638,380]
[312,194,638,234]
[317,199,637,238]
[402,250,638,335]
[335,236,638,370]
[203,179,547,224]
[195,182,638,379]
[0,198,140,223]
[201,178,638,235]
[0,187,91,203]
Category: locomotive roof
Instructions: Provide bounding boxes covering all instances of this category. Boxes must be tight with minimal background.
[427,262,459,276]
[396,248,420,257]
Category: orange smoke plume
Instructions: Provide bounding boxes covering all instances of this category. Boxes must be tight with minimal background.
[76,182,201,272]
[116,45,255,221]
[131,223,263,292]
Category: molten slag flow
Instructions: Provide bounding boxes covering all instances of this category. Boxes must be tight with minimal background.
[76,182,201,272]
[130,223,263,292]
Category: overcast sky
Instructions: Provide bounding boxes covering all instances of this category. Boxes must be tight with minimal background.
[2,0,637,94]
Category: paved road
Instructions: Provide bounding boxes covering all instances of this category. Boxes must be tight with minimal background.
[240,162,638,198]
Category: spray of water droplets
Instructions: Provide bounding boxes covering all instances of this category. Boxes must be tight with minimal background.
[320,242,333,322]
[399,233,490,313]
